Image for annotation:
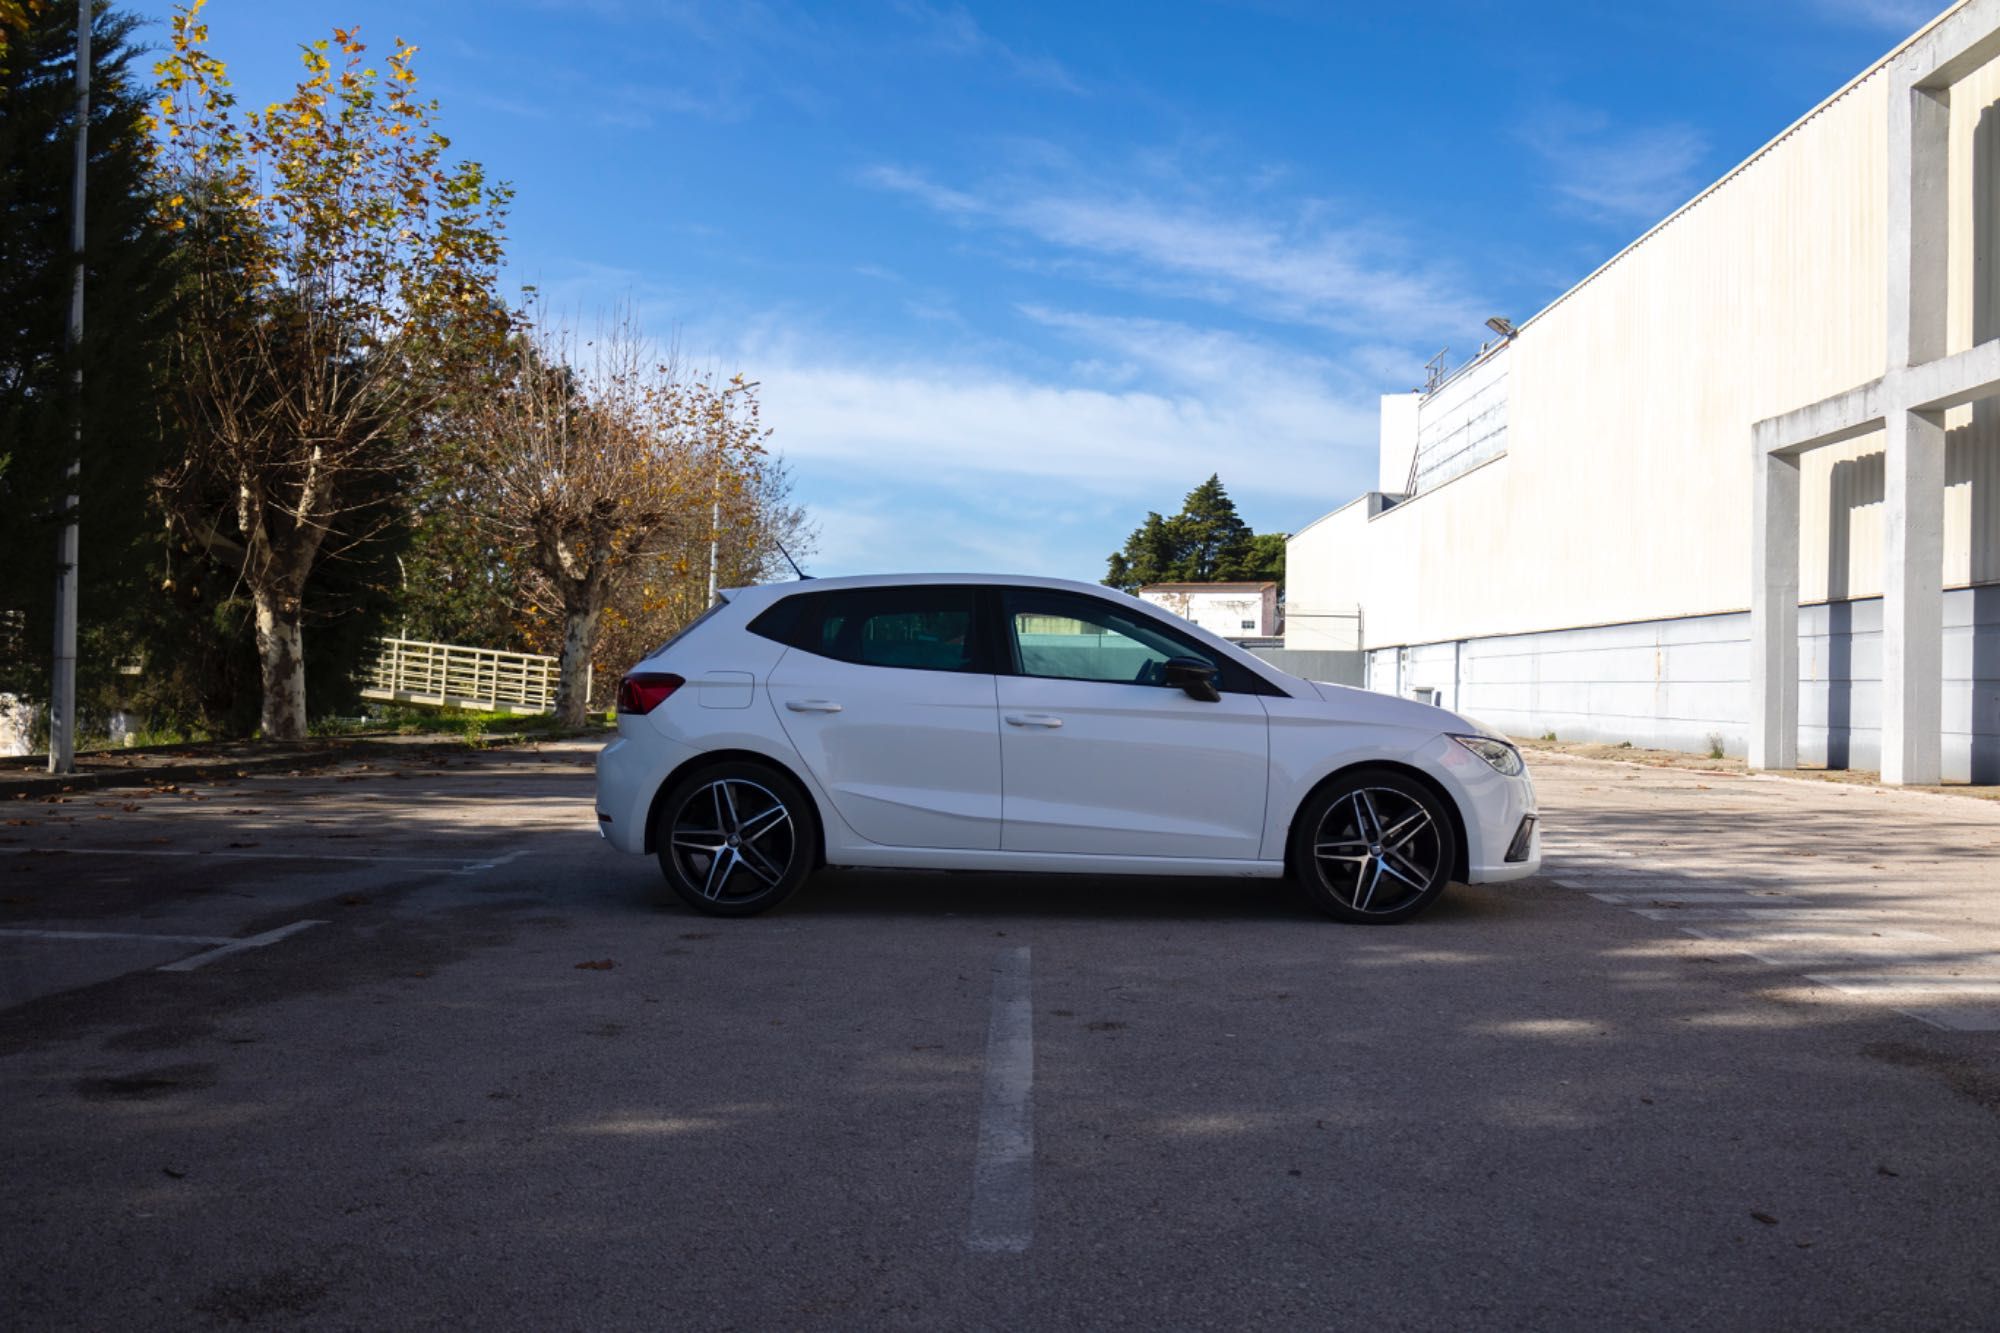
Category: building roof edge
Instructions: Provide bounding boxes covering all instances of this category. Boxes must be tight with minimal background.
[1518,1,1967,335]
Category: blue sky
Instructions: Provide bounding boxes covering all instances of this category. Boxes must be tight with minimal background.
[130,0,1943,580]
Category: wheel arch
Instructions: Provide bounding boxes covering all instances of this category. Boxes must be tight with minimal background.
[1282,760,1471,884]
[643,747,829,867]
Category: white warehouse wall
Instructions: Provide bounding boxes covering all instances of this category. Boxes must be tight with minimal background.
[1296,4,2000,774]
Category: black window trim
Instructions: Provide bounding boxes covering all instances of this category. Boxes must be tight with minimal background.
[750,582,1293,695]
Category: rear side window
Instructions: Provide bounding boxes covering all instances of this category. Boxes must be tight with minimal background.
[649,595,730,658]
[751,586,982,673]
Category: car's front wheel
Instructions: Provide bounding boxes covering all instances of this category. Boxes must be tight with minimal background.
[654,760,816,917]
[1291,769,1454,923]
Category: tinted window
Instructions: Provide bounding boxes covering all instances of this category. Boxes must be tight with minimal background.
[759,586,982,673]
[747,593,810,648]
[649,595,730,657]
[1002,589,1274,694]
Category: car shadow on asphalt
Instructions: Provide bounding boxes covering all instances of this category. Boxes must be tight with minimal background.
[788,869,1318,921]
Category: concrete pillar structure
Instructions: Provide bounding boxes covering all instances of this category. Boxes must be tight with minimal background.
[1751,0,2000,783]
[1880,409,1948,784]
[1749,451,1801,771]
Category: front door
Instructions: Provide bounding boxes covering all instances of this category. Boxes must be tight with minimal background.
[995,588,1270,859]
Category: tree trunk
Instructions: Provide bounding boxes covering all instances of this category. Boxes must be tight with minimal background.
[555,600,601,728]
[253,586,308,740]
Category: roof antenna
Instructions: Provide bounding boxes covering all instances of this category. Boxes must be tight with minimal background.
[774,537,812,580]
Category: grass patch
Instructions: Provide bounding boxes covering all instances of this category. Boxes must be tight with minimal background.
[313,705,605,740]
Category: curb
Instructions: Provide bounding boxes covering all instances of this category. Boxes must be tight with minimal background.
[0,730,606,801]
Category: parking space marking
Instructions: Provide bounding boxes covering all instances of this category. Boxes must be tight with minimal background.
[1587,892,1793,905]
[457,849,529,874]
[157,920,327,972]
[1631,907,1896,923]
[967,945,1034,1255]
[0,928,234,945]
[0,846,521,870]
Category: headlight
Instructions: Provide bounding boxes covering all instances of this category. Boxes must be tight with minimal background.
[1449,733,1525,777]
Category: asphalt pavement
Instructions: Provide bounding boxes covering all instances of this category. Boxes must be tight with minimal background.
[3,741,1998,1329]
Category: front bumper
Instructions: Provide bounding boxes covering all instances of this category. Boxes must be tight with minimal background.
[1426,734,1540,883]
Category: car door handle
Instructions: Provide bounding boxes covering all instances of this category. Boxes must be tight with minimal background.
[1004,713,1063,728]
[785,699,843,713]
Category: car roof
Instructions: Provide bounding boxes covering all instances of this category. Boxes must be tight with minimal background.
[721,571,1139,608]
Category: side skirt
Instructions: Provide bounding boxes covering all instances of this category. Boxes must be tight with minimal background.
[821,845,1287,879]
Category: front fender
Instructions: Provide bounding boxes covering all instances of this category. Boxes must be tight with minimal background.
[1261,704,1536,879]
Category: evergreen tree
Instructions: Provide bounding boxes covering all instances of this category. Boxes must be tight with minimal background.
[1238,530,1286,585]
[1103,511,1178,592]
[0,3,181,721]
[1103,476,1278,591]
[1174,474,1255,581]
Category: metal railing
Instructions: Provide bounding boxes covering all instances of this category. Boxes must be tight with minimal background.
[358,638,585,716]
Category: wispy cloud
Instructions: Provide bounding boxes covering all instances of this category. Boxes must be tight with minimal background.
[1803,0,1942,29]
[719,307,1381,574]
[1517,105,1710,225]
[861,159,1479,341]
[893,1,1087,94]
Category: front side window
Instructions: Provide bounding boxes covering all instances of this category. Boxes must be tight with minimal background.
[1002,589,1272,693]
[797,586,981,673]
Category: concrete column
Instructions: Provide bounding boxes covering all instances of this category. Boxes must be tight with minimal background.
[1749,449,1800,771]
[1880,409,1947,785]
[1889,82,1950,368]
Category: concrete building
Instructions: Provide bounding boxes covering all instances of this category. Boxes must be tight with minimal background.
[1139,582,1280,640]
[1286,0,2000,784]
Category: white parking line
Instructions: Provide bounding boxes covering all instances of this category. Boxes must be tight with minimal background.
[0,846,519,869]
[157,920,327,972]
[0,927,233,945]
[1588,892,1793,905]
[967,945,1034,1255]
[1632,907,1895,923]
[458,849,529,874]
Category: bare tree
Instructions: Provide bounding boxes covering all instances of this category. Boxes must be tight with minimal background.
[148,6,508,738]
[462,312,771,726]
[592,451,814,687]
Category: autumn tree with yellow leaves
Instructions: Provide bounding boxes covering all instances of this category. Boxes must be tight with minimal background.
[146,1,510,739]
[453,310,780,727]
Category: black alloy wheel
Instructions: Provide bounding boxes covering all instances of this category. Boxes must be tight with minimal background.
[1292,770,1454,923]
[655,760,815,916]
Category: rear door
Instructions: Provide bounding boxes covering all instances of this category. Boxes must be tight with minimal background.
[995,587,1271,859]
[765,584,1002,850]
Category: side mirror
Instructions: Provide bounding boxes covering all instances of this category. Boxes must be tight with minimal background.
[1163,656,1222,703]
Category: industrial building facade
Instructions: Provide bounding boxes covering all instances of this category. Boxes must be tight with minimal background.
[1285,0,2000,784]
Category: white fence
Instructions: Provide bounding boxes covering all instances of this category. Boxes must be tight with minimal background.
[358,639,584,716]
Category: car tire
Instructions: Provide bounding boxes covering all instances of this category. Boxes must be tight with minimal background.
[654,760,817,917]
[1291,769,1455,924]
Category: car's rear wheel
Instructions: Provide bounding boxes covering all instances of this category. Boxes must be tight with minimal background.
[1292,770,1453,923]
[654,760,816,917]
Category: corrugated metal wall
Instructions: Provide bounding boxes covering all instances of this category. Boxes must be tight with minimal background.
[1362,588,2000,783]
[1411,347,1509,495]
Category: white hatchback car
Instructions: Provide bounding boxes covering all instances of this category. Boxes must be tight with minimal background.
[595,573,1539,922]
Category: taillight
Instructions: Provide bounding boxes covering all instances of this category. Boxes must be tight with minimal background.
[616,672,685,715]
